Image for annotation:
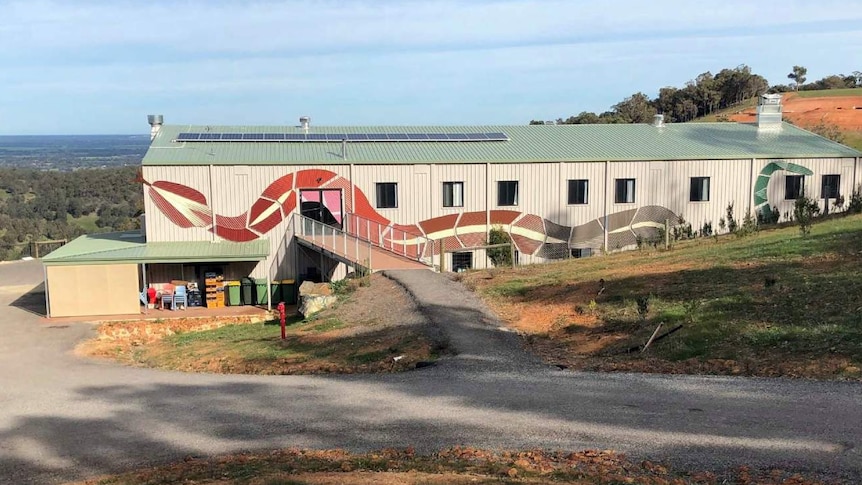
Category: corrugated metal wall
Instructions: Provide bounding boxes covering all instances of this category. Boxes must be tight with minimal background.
[144,156,860,278]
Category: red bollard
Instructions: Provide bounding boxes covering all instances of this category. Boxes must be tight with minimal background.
[277,302,286,340]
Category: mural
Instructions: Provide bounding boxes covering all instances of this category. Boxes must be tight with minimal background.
[144,169,679,258]
[754,161,814,218]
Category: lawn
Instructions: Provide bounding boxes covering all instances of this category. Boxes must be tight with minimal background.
[796,87,862,98]
[464,214,862,379]
[68,213,99,232]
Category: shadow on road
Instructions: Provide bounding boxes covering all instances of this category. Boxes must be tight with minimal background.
[9,283,47,317]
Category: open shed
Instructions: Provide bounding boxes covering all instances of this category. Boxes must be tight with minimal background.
[42,231,269,318]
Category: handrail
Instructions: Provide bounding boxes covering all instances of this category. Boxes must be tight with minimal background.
[342,212,434,265]
[293,213,374,271]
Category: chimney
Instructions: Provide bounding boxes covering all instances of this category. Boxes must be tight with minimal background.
[299,116,310,132]
[757,94,783,130]
[653,114,665,127]
[147,114,164,141]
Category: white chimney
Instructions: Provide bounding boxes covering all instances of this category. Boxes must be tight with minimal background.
[653,114,665,127]
[299,116,310,132]
[757,94,783,131]
[147,114,164,141]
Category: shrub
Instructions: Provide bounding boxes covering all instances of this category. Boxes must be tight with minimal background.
[849,185,862,214]
[737,209,757,237]
[725,202,738,233]
[487,226,512,267]
[793,193,821,235]
[699,221,713,238]
[757,206,780,225]
[636,295,650,321]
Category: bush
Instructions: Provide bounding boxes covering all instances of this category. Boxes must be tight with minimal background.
[737,209,757,237]
[487,226,513,267]
[725,202,738,233]
[794,194,821,235]
[757,206,780,225]
[848,185,862,214]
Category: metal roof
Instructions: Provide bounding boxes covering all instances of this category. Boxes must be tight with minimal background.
[42,232,269,266]
[142,122,861,166]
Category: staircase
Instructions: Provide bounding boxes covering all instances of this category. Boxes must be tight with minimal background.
[292,213,435,272]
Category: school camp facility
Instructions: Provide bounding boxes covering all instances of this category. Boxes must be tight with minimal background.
[42,95,861,317]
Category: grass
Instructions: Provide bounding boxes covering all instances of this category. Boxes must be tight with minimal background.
[693,97,758,122]
[68,213,99,232]
[796,87,862,98]
[468,214,862,378]
[842,131,862,152]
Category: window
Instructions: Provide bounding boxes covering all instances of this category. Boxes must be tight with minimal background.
[497,181,519,206]
[451,251,473,272]
[570,248,592,258]
[822,174,840,199]
[614,178,636,204]
[442,181,464,208]
[375,182,397,209]
[567,179,589,205]
[785,175,804,200]
[689,177,710,202]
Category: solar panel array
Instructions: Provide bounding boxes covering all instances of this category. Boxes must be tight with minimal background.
[175,132,509,142]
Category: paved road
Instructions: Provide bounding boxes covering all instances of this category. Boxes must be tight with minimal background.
[1,260,860,484]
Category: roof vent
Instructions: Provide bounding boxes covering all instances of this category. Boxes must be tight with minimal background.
[653,114,665,127]
[299,116,310,132]
[147,114,164,141]
[757,94,783,131]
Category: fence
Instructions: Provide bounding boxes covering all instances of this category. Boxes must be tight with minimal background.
[0,239,67,262]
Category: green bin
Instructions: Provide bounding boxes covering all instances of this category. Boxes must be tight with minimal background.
[240,277,255,305]
[281,279,296,305]
[270,281,282,305]
[254,278,269,305]
[226,281,241,306]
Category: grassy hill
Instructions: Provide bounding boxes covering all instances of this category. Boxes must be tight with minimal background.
[796,87,862,98]
[464,214,862,380]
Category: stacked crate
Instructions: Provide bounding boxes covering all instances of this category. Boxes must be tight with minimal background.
[204,272,225,308]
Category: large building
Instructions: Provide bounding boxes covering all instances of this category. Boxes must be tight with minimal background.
[43,96,861,317]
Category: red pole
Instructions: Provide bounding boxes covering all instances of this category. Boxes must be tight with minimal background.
[278,302,286,340]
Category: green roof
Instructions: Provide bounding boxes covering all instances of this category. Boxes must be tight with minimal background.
[142,122,861,166]
[43,232,269,266]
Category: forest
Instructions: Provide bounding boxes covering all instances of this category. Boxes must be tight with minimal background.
[533,65,862,125]
[0,167,143,260]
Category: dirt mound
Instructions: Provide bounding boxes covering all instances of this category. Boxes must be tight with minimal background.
[729,92,862,130]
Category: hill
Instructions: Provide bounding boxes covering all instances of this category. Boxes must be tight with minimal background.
[462,214,862,380]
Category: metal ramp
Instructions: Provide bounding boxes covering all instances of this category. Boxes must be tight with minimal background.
[293,214,434,272]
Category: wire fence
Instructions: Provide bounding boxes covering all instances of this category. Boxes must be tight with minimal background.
[0,240,67,262]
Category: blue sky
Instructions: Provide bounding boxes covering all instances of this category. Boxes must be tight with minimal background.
[2,0,862,135]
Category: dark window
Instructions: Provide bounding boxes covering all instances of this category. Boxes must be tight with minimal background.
[451,251,473,272]
[689,177,710,202]
[785,175,804,200]
[497,181,519,206]
[375,182,397,209]
[567,179,589,204]
[442,181,464,208]
[822,174,840,199]
[615,178,636,204]
[570,248,592,258]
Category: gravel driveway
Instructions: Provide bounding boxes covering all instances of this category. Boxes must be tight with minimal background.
[1,261,860,484]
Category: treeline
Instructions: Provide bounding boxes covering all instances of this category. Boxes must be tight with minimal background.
[533,65,862,125]
[0,167,143,260]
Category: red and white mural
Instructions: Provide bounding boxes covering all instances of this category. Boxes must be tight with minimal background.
[144,168,678,258]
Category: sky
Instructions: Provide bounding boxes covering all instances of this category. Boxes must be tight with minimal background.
[1,0,862,135]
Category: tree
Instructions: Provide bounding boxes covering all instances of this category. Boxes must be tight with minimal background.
[613,92,657,123]
[788,65,808,91]
[487,226,513,267]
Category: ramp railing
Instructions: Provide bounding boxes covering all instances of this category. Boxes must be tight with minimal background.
[342,212,434,266]
[293,213,374,271]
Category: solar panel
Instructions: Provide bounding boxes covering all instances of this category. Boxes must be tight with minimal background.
[174,131,510,143]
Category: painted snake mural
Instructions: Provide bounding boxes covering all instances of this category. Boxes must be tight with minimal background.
[144,168,682,259]
[754,161,814,217]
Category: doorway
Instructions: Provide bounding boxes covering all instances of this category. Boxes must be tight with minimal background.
[299,189,343,229]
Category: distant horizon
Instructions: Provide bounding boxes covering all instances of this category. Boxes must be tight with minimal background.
[2,0,861,135]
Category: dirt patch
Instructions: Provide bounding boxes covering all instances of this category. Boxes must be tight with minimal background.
[728,92,862,131]
[77,274,439,375]
[70,447,838,485]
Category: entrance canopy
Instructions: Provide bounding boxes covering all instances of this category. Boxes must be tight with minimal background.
[42,231,269,266]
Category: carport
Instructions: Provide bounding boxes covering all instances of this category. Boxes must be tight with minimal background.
[41,231,269,318]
